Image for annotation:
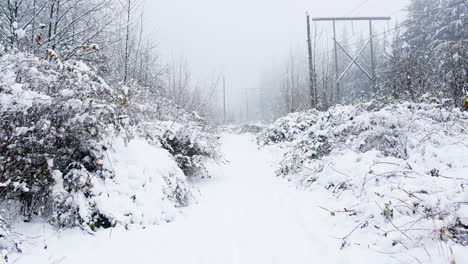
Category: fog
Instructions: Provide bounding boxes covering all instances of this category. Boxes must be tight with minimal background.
[144,0,410,120]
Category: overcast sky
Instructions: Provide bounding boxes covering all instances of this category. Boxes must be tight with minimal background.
[144,0,410,116]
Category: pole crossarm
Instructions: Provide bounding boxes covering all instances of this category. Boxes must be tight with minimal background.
[312,17,391,21]
[335,38,373,83]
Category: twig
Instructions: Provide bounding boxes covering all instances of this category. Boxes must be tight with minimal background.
[344,217,370,240]
[49,257,66,264]
[374,201,413,247]
[397,187,423,202]
[331,167,351,178]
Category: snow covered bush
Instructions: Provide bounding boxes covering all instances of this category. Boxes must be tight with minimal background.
[260,111,319,144]
[111,76,222,182]
[119,81,188,124]
[0,215,23,262]
[0,52,118,227]
[134,120,221,180]
[238,124,265,134]
[0,52,203,232]
[117,79,222,181]
[259,101,468,255]
[88,138,192,229]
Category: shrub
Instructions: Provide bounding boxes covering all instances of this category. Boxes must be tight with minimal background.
[0,52,118,227]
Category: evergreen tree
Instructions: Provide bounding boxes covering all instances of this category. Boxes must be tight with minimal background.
[380,0,467,106]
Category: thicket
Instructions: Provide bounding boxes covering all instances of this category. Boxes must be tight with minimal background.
[259,101,468,253]
[0,49,220,237]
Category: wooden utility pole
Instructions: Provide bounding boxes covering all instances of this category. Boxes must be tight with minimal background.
[369,20,376,93]
[245,88,249,122]
[306,13,317,109]
[312,16,391,103]
[289,48,295,113]
[223,76,226,122]
[332,20,340,102]
[259,87,263,120]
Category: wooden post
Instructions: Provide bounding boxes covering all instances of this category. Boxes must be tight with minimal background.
[259,87,263,120]
[245,88,249,122]
[289,49,295,113]
[223,76,226,122]
[332,20,340,103]
[306,13,316,108]
[369,20,376,93]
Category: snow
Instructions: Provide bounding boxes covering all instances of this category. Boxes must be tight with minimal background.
[7,134,467,263]
[44,136,192,230]
[51,170,66,197]
[60,89,75,97]
[92,138,188,226]
[0,53,53,111]
[460,205,468,226]
[14,29,26,40]
[258,102,468,261]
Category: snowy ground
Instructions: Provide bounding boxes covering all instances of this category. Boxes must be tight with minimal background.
[8,134,466,264]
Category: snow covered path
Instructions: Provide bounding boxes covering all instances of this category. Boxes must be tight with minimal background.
[144,133,332,263]
[15,133,387,264]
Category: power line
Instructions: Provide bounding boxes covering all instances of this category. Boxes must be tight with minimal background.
[390,7,406,17]
[340,0,374,43]
[344,0,372,17]
[344,0,388,45]
[315,0,467,58]
[375,0,467,38]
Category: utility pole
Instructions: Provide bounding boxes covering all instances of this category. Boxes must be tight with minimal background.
[332,20,340,102]
[245,88,249,122]
[289,48,295,113]
[223,76,226,122]
[369,20,376,93]
[306,13,317,109]
[259,87,263,121]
